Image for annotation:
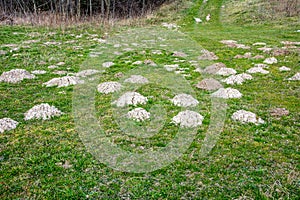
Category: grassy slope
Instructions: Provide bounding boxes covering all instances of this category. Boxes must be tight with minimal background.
[0,0,299,199]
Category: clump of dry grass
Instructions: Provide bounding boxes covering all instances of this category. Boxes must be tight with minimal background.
[221,0,299,25]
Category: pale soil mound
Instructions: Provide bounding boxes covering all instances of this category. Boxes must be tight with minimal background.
[231,110,265,125]
[220,40,250,49]
[195,78,223,91]
[31,70,47,75]
[162,22,179,29]
[48,65,58,69]
[253,42,267,46]
[127,108,151,122]
[258,47,273,53]
[203,63,226,74]
[53,70,68,75]
[164,64,179,72]
[24,103,63,120]
[102,62,114,68]
[172,110,204,128]
[222,73,253,85]
[216,68,237,76]
[211,88,242,99]
[76,69,100,77]
[0,118,18,133]
[113,92,148,107]
[173,51,187,58]
[144,59,157,66]
[279,66,291,72]
[287,72,300,81]
[0,69,35,83]
[124,75,149,84]
[234,52,252,59]
[198,50,219,60]
[43,76,83,87]
[263,57,278,64]
[171,94,199,107]
[132,61,143,65]
[270,108,289,118]
[254,64,268,68]
[97,81,122,94]
[246,67,269,74]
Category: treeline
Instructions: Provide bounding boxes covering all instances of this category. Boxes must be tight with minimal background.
[0,0,171,18]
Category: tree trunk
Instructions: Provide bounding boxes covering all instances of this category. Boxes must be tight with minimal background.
[89,0,92,16]
[76,0,80,18]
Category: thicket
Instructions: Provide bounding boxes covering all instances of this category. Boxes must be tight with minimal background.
[0,0,172,22]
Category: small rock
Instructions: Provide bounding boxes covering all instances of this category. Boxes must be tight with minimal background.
[194,18,202,23]
[206,14,211,21]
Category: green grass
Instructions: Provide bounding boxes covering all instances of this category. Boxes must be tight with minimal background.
[1,0,299,199]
